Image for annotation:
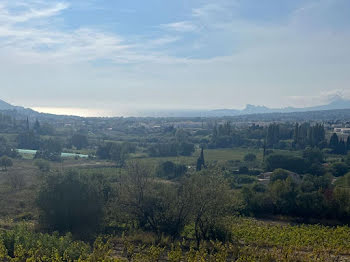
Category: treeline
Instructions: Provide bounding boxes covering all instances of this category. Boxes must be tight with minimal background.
[210,121,350,155]
[96,142,136,166]
[241,151,350,221]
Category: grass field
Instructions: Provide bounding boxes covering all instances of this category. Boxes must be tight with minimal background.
[139,147,301,167]
[0,158,115,229]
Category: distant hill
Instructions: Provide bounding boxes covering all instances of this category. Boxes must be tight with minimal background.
[140,98,350,117]
[0,99,80,120]
[0,99,15,110]
[204,98,350,117]
[1,97,350,120]
[0,99,41,118]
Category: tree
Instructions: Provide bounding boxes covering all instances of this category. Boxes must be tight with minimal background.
[196,147,205,171]
[337,139,347,155]
[269,176,298,215]
[293,123,325,149]
[37,171,109,238]
[1,156,13,171]
[34,159,51,172]
[244,153,257,162]
[17,131,41,150]
[303,147,324,165]
[118,161,192,240]
[71,134,88,150]
[265,154,307,174]
[0,137,18,158]
[331,162,349,177]
[177,142,195,156]
[266,123,280,148]
[26,117,29,131]
[270,168,290,182]
[156,161,187,180]
[35,138,62,162]
[183,171,232,246]
[329,133,339,150]
[33,119,40,132]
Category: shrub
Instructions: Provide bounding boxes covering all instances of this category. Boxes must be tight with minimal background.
[0,156,13,171]
[270,169,290,182]
[37,171,110,239]
[156,161,187,179]
[331,162,349,177]
[265,154,307,173]
[34,159,50,172]
[244,153,257,162]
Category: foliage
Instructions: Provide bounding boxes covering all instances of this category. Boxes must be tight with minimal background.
[70,133,89,150]
[156,161,187,180]
[265,153,307,173]
[196,147,205,171]
[293,123,326,149]
[0,156,13,171]
[0,226,117,261]
[243,153,256,162]
[35,138,63,162]
[270,168,290,182]
[117,161,192,239]
[97,142,135,166]
[183,170,232,245]
[34,159,51,172]
[37,170,110,238]
[331,162,349,177]
[0,137,18,158]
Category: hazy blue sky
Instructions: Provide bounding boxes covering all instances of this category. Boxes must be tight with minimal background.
[0,0,349,116]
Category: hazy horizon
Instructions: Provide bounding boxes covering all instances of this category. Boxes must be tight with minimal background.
[1,0,350,116]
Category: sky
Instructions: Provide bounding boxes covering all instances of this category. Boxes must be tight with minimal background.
[0,0,350,116]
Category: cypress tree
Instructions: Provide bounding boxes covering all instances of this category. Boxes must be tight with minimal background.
[196,147,205,171]
[26,117,30,131]
[329,133,339,150]
[337,139,347,155]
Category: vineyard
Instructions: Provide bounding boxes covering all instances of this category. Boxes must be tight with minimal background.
[2,218,350,261]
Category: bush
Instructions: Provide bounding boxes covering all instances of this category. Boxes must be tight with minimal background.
[265,154,307,173]
[331,162,349,177]
[234,175,256,184]
[6,172,25,190]
[37,171,110,238]
[34,159,50,172]
[244,153,257,162]
[239,166,249,174]
[156,161,187,180]
[0,156,13,171]
[270,169,290,182]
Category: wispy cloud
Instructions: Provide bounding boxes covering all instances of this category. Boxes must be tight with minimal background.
[0,2,69,24]
[160,21,197,32]
[0,1,185,65]
[1,0,350,112]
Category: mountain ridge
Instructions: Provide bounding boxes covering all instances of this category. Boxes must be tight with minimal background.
[1,98,350,118]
